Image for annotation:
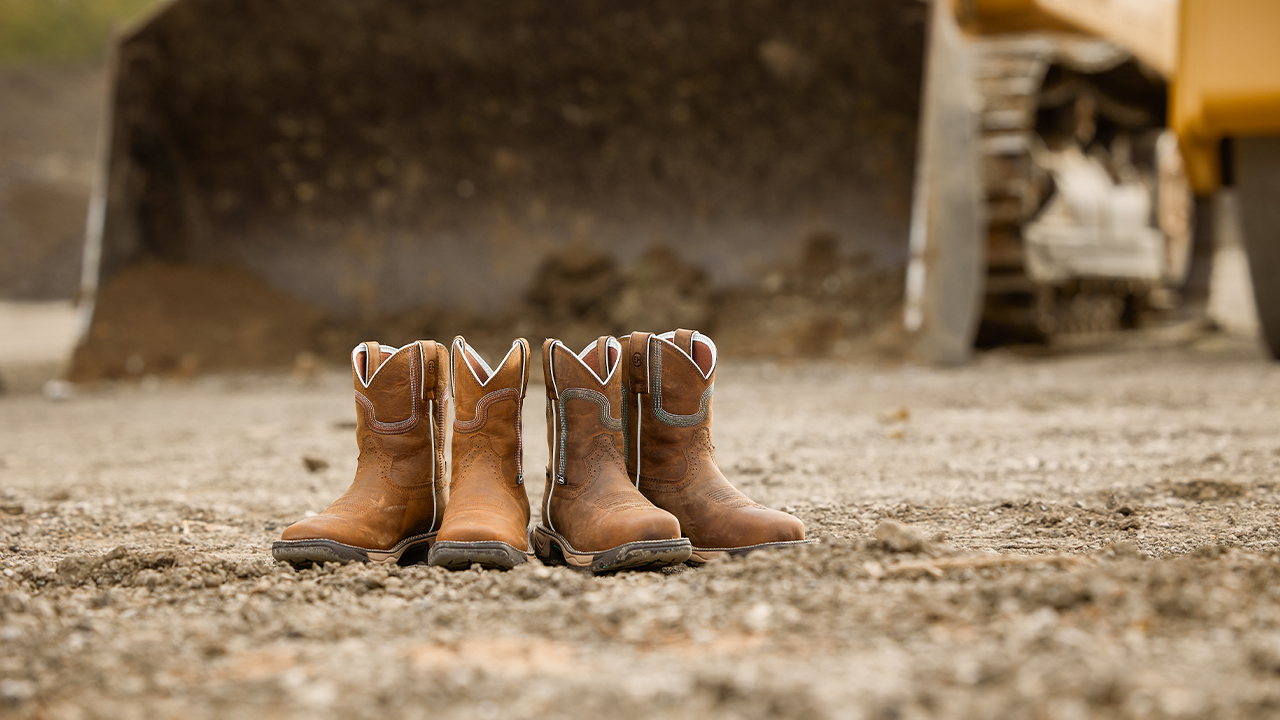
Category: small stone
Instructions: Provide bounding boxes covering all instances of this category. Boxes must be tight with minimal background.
[0,678,36,703]
[0,504,22,516]
[874,519,927,553]
[1108,541,1142,558]
[744,602,773,633]
[878,407,910,424]
[302,456,329,473]
[42,380,72,402]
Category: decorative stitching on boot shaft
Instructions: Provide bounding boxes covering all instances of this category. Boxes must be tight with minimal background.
[651,345,713,428]
[620,389,628,467]
[555,388,621,480]
[454,387,519,432]
[353,354,421,434]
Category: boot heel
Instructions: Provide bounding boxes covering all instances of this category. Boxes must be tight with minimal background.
[531,526,567,566]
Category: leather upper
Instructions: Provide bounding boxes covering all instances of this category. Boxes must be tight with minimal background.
[280,340,449,550]
[436,337,532,551]
[623,329,806,550]
[541,336,681,552]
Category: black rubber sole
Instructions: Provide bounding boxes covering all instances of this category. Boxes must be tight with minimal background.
[686,539,815,566]
[427,540,529,571]
[531,525,692,574]
[270,532,435,567]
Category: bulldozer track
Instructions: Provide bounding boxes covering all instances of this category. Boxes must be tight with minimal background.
[971,37,1139,341]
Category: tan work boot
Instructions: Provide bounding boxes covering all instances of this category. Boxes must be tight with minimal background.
[622,329,808,565]
[428,337,533,570]
[273,341,449,565]
[531,336,692,573]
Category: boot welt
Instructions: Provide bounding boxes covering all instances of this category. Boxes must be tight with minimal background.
[270,532,436,567]
[531,525,692,574]
[686,539,815,567]
[427,540,530,571]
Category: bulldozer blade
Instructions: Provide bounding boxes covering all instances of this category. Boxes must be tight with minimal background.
[73,0,926,378]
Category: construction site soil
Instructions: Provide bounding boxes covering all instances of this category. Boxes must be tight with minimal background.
[4,334,1280,719]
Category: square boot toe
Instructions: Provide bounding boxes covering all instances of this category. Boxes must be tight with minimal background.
[615,507,683,544]
[703,507,806,548]
[436,518,529,551]
[760,509,807,543]
[280,514,384,550]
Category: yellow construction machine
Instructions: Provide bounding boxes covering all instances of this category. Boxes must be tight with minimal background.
[906,0,1280,363]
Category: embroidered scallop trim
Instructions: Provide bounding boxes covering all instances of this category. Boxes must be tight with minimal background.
[556,388,621,479]
[353,353,420,434]
[454,387,518,433]
[650,345,713,428]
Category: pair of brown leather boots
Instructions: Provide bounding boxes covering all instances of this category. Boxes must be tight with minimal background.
[272,330,807,574]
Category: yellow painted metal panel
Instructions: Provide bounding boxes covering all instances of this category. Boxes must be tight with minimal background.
[966,0,1177,76]
[1174,0,1280,192]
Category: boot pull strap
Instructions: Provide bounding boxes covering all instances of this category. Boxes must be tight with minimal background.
[515,338,530,399]
[627,331,653,394]
[416,340,441,400]
[361,341,382,382]
[541,338,558,400]
[447,336,463,401]
[673,329,696,357]
[594,336,613,381]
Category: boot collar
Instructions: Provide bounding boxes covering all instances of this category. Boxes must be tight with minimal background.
[655,331,716,380]
[547,336,622,394]
[351,342,421,387]
[451,337,526,392]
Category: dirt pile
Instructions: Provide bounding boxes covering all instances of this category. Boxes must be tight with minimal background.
[74,236,905,380]
[69,261,325,381]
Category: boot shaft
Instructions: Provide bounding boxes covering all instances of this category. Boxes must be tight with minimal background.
[622,330,717,482]
[450,337,529,486]
[620,329,808,553]
[351,340,449,489]
[541,336,625,524]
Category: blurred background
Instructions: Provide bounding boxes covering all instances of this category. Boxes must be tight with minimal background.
[0,0,1275,390]
[1,0,162,390]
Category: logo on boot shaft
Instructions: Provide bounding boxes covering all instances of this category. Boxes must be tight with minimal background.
[631,353,643,368]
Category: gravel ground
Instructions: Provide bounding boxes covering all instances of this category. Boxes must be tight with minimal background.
[3,334,1280,719]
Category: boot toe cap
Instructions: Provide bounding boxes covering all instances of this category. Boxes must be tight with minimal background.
[621,508,683,542]
[763,509,806,544]
[699,506,805,549]
[280,514,380,549]
[437,518,530,551]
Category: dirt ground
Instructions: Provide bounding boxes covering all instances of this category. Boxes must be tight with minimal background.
[3,333,1280,719]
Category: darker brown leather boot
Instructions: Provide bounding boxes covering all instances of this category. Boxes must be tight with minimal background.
[428,337,532,571]
[273,341,449,565]
[623,329,808,565]
[531,336,691,573]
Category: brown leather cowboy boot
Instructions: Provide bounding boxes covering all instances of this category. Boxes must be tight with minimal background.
[273,341,449,565]
[427,337,532,570]
[531,336,691,573]
[622,329,808,565]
